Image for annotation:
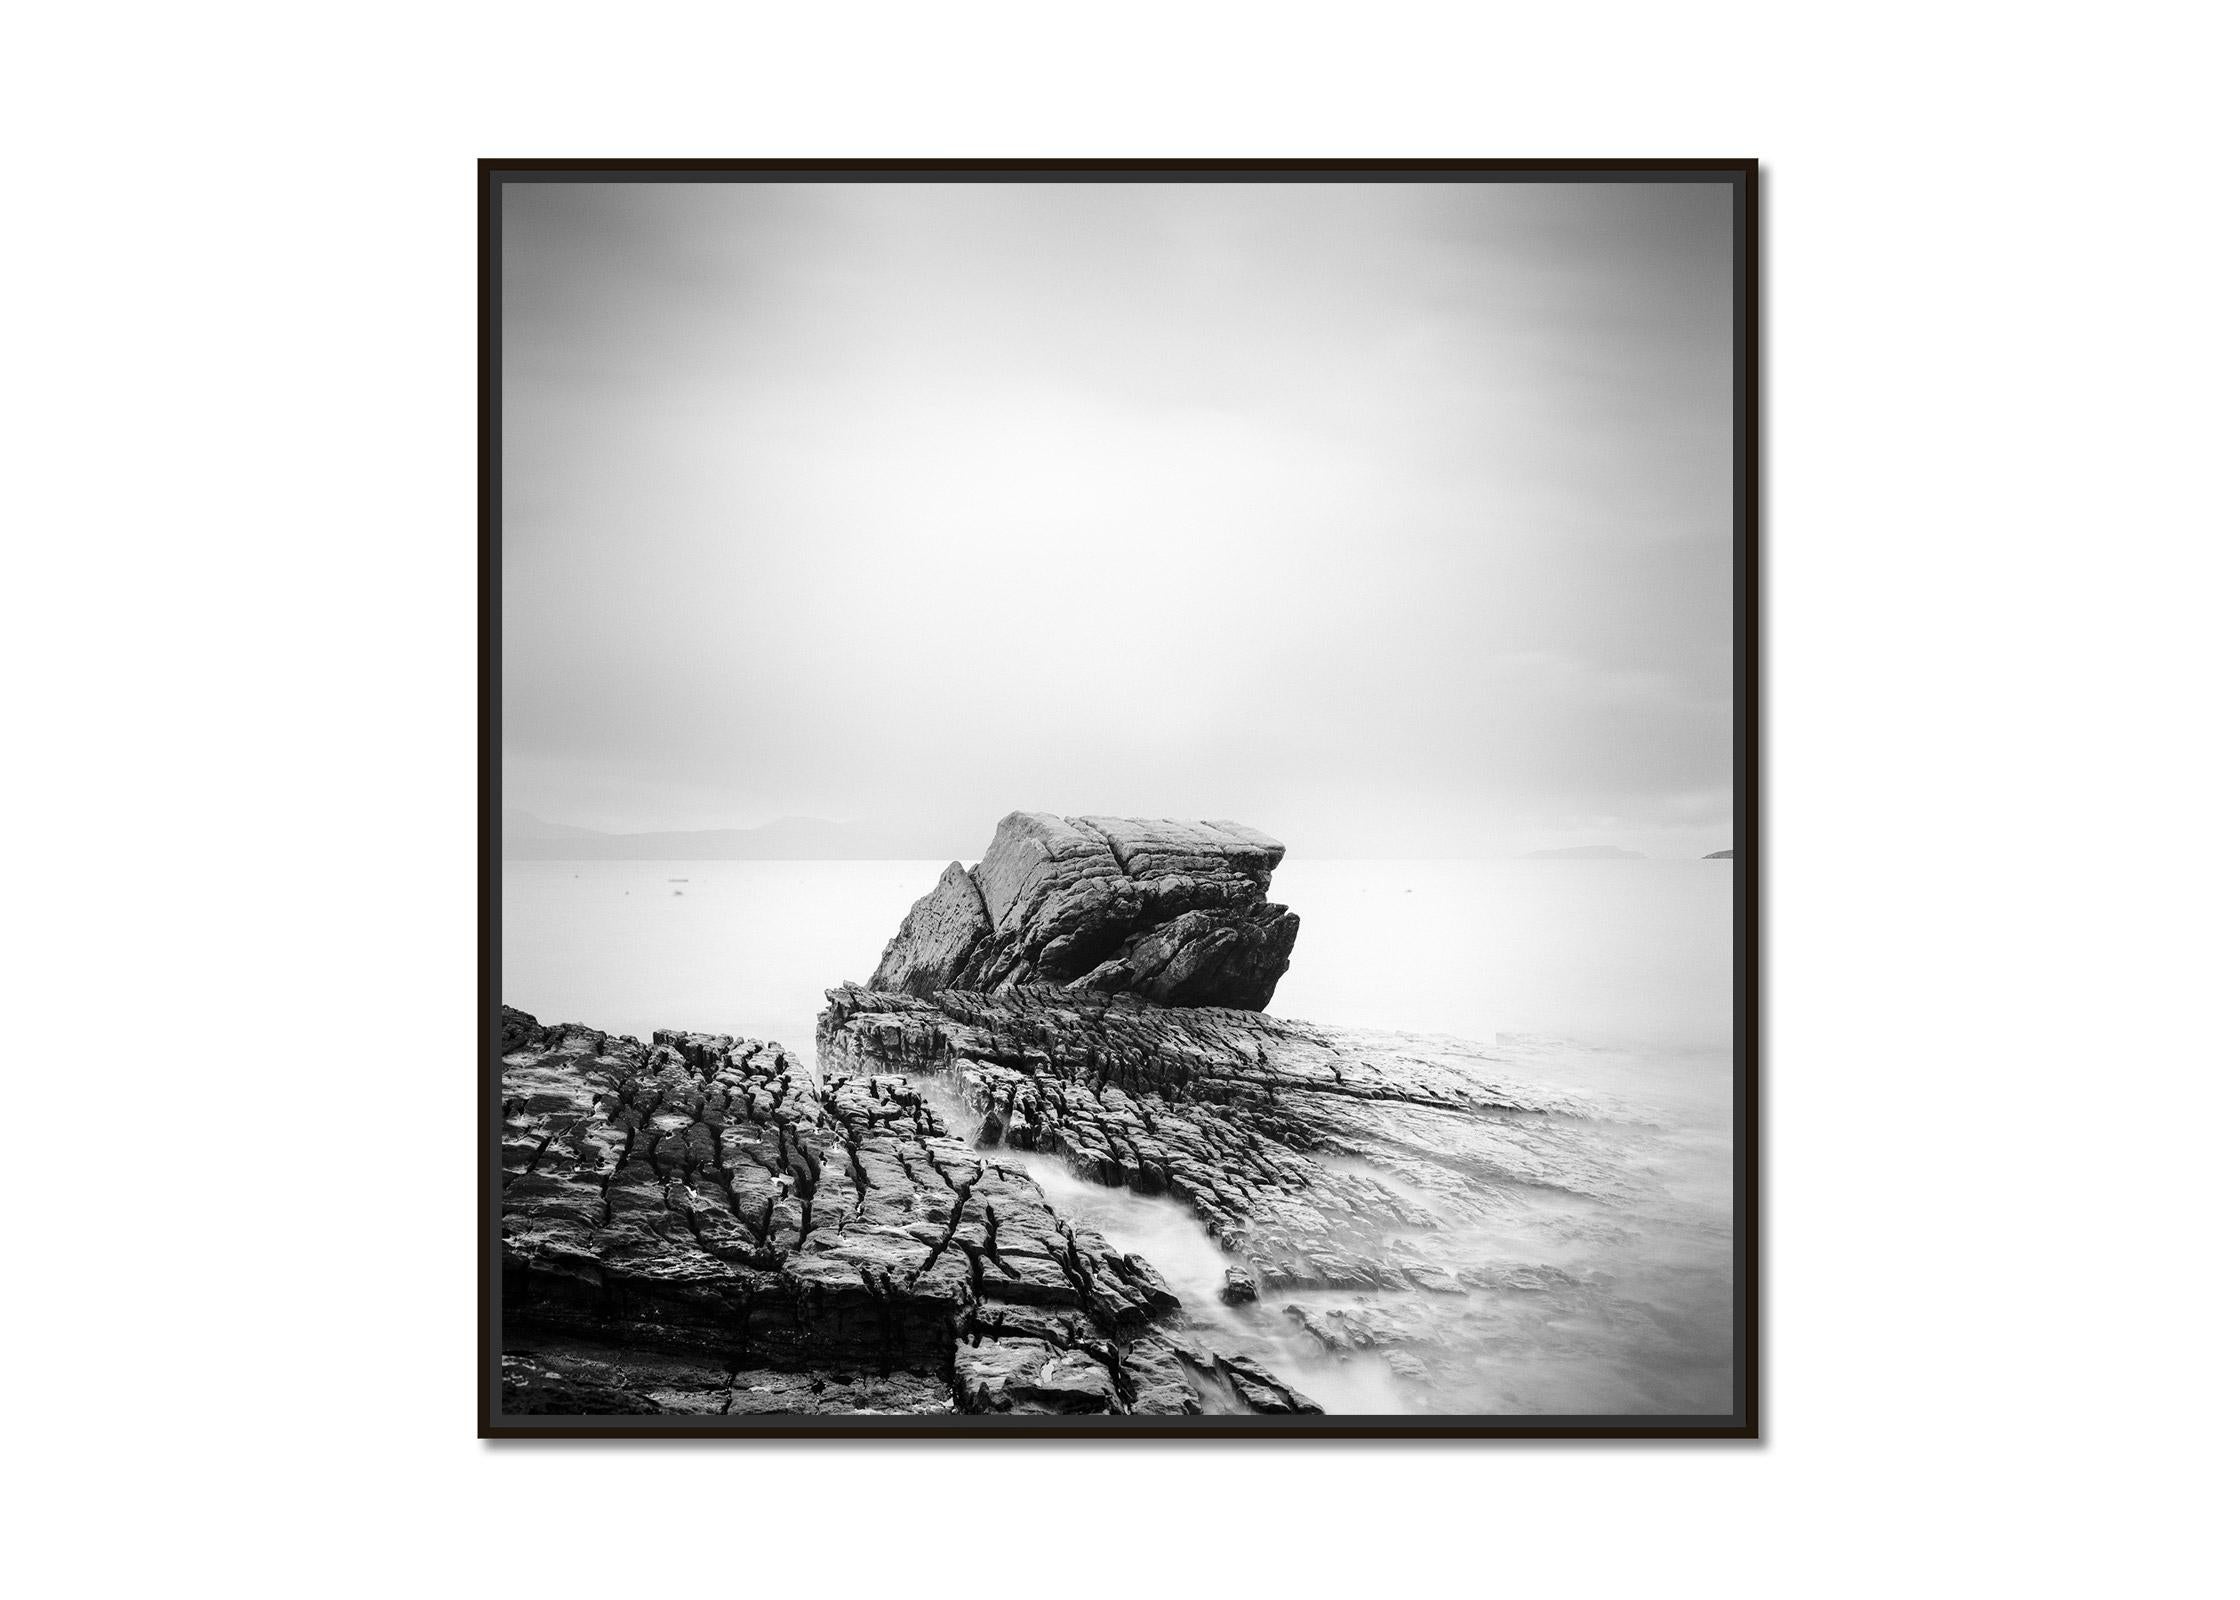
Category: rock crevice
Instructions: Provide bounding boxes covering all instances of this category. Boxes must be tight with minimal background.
[500,1005,1321,1418]
[817,983,1625,1297]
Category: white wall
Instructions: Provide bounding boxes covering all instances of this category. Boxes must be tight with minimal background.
[7,3,2232,1595]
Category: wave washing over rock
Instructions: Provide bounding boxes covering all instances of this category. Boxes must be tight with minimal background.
[500,812,1729,1416]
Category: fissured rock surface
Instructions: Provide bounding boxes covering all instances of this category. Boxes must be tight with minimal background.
[815,984,1718,1410]
[500,1005,1322,1417]
[868,812,1300,1010]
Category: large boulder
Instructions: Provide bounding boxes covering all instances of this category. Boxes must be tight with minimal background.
[868,812,1300,1010]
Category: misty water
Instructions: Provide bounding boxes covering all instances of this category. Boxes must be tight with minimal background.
[503,857,1734,1415]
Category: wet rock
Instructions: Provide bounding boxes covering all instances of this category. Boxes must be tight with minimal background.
[868,812,1300,1010]
[1147,1328,1324,1415]
[865,861,989,996]
[500,1003,1316,1417]
[816,983,1674,1411]
[1120,1338,1206,1416]
[500,1352,667,1414]
[1214,1351,1318,1415]
[724,1368,956,1415]
[818,984,1628,1296]
[954,1340,1122,1414]
[1382,1351,1431,1383]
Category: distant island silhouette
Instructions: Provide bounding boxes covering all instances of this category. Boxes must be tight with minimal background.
[1703,849,1734,859]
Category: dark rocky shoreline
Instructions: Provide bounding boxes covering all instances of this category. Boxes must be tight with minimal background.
[500,1005,1321,1415]
[500,811,1701,1417]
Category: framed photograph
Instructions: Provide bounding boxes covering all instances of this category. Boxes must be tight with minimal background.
[481,159,1758,1437]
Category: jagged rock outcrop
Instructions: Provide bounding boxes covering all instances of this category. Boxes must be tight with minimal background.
[867,813,1300,1010]
[819,984,1629,1293]
[500,1004,1321,1417]
[815,984,1720,1410]
[499,806,1730,1417]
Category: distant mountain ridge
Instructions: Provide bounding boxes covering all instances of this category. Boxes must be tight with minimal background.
[501,809,607,841]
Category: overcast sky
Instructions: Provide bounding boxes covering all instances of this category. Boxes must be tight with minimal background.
[502,178,1734,858]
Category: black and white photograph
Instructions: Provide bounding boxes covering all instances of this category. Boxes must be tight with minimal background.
[485,163,1756,1433]
[18,0,2240,1589]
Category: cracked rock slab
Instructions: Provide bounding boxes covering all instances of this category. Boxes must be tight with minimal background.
[815,984,1722,1410]
[500,1005,1320,1418]
[817,984,1630,1295]
[867,812,1300,1010]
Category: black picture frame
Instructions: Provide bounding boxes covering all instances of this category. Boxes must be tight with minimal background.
[478,158,1760,1439]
